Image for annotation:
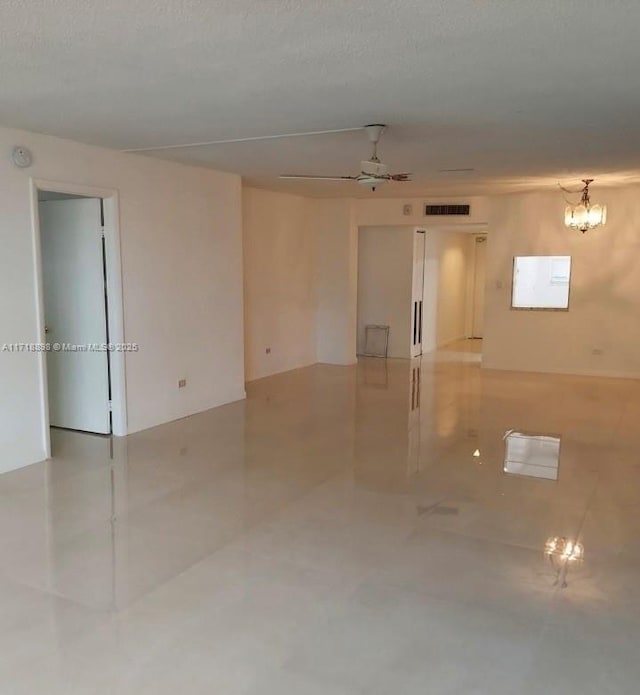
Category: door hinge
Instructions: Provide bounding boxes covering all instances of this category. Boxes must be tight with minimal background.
[108,400,113,412]
[101,226,105,239]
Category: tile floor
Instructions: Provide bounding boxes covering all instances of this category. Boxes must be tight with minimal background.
[1,343,640,693]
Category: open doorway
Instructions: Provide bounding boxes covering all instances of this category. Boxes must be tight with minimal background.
[356,226,485,361]
[470,233,487,340]
[39,192,111,434]
[33,181,127,457]
[356,226,421,359]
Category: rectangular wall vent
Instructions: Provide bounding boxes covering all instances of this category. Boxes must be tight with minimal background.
[424,204,471,216]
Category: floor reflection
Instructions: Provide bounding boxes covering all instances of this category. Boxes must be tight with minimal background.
[544,536,585,588]
[1,352,640,693]
[504,430,561,480]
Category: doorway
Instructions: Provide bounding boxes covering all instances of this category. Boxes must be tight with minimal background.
[33,180,127,456]
[471,234,487,339]
[39,192,111,433]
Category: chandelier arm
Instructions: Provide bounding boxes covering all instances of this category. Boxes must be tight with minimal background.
[557,183,583,205]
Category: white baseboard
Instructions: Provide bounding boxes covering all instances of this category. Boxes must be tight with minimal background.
[437,335,468,348]
[481,362,640,381]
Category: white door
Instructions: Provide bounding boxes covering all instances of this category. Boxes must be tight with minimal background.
[40,198,111,434]
[472,236,487,338]
[411,231,426,357]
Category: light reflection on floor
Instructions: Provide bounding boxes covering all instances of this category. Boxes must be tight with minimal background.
[1,348,639,693]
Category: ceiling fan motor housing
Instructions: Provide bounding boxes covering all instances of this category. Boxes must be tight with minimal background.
[361,159,389,176]
[358,176,388,190]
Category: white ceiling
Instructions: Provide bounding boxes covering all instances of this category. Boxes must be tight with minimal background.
[3,0,640,197]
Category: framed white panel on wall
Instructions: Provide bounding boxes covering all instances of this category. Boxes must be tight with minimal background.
[512,256,571,310]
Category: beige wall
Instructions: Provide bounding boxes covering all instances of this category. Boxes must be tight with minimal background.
[357,227,414,358]
[241,192,481,378]
[315,198,359,365]
[242,193,359,378]
[243,182,640,381]
[242,188,316,381]
[354,196,489,228]
[431,230,475,347]
[483,186,640,378]
[243,193,488,380]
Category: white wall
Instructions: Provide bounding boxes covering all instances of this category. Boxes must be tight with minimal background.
[315,198,358,365]
[243,187,316,381]
[357,227,414,358]
[483,187,640,377]
[0,125,245,473]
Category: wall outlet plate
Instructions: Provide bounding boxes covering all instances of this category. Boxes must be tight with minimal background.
[178,378,187,388]
[402,203,413,216]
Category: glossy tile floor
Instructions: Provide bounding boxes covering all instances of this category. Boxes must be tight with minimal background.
[2,343,640,693]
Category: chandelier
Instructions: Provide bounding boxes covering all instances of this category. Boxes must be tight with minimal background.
[564,178,607,233]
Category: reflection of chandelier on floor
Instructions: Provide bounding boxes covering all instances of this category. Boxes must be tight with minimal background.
[564,178,607,233]
[544,536,584,588]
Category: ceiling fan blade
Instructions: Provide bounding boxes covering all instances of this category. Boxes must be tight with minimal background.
[389,173,412,181]
[279,174,357,180]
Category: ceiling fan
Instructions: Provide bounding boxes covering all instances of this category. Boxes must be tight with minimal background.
[279,124,411,191]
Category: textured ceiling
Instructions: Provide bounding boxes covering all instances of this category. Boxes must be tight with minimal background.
[2,0,640,196]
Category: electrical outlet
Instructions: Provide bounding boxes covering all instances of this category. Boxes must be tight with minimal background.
[402,203,413,216]
[265,347,271,354]
[178,378,187,388]
[591,348,604,356]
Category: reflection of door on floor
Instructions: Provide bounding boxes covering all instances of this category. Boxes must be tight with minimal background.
[471,235,487,339]
[40,197,112,434]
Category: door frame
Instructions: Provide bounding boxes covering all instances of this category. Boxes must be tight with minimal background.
[470,233,487,339]
[30,178,128,457]
[411,229,426,358]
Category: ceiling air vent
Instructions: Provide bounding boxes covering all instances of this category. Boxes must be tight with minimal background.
[424,204,470,216]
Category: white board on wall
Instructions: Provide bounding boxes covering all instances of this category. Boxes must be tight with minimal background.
[512,256,571,309]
